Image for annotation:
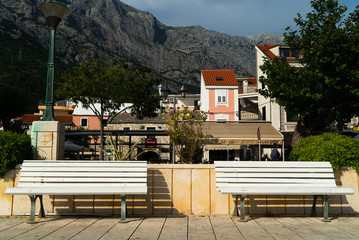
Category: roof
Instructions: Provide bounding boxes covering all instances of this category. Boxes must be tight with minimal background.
[21,114,73,125]
[247,77,257,85]
[204,122,283,145]
[201,69,238,86]
[108,113,168,124]
[256,44,278,60]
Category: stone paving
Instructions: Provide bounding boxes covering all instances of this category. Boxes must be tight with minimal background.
[0,216,359,240]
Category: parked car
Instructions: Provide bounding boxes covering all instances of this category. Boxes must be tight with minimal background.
[339,131,359,140]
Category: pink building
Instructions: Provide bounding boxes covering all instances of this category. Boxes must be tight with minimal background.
[200,69,239,121]
[72,102,109,130]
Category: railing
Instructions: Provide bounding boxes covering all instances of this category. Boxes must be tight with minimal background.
[240,112,259,120]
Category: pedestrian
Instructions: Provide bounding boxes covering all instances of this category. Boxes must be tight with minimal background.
[270,143,280,161]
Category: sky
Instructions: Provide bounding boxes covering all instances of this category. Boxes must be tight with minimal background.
[120,0,358,36]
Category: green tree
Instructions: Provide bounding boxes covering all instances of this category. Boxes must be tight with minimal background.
[0,131,33,177]
[289,132,359,173]
[57,59,161,160]
[166,106,208,163]
[258,0,359,138]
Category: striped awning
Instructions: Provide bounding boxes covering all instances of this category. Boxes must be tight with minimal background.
[204,122,283,146]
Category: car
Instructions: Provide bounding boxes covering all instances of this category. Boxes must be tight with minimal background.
[339,131,359,140]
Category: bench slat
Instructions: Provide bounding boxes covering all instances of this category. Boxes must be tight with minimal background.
[216,167,333,173]
[17,183,146,188]
[21,167,147,172]
[20,172,147,177]
[214,161,332,168]
[216,183,337,188]
[22,161,147,168]
[215,178,336,184]
[19,177,147,183]
[5,186,147,195]
[215,172,334,178]
[219,186,354,195]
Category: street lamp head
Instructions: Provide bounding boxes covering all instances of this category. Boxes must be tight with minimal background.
[160,84,171,98]
[39,2,68,29]
[179,85,188,98]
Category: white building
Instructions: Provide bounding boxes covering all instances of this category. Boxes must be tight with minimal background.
[255,44,302,133]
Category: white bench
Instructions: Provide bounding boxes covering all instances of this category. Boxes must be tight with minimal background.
[5,160,147,224]
[214,161,354,222]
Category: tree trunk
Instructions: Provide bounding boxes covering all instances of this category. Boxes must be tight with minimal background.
[291,115,327,146]
[99,123,104,160]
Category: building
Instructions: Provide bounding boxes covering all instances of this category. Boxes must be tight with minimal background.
[107,113,171,162]
[255,44,302,133]
[237,76,259,120]
[162,94,200,112]
[200,69,239,121]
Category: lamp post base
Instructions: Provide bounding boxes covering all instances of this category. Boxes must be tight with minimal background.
[31,121,65,160]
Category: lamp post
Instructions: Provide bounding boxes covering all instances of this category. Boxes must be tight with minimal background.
[39,2,68,121]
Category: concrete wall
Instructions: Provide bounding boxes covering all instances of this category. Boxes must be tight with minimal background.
[1,164,358,217]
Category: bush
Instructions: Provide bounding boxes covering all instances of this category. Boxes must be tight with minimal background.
[0,131,33,177]
[289,132,359,173]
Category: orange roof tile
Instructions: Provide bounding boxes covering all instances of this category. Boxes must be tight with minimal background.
[256,44,278,60]
[247,77,257,85]
[202,69,237,86]
[21,114,73,124]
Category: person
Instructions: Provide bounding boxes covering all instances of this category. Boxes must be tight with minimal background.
[270,143,280,161]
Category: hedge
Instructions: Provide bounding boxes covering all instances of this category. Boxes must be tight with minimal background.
[289,132,359,173]
[0,131,33,177]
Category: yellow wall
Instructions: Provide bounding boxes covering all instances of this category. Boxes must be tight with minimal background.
[1,164,358,217]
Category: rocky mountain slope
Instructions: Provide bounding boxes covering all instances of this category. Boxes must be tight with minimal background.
[0,0,283,92]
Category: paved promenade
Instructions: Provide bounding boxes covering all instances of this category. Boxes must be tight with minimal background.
[0,216,359,240]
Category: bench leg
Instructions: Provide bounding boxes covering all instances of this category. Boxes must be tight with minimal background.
[38,195,46,218]
[120,195,127,223]
[232,195,239,217]
[28,195,37,224]
[322,195,330,222]
[310,195,318,217]
[239,195,247,222]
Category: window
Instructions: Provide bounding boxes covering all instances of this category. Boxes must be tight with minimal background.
[123,127,130,132]
[280,48,300,58]
[280,48,290,57]
[80,118,88,127]
[262,107,266,121]
[239,81,243,94]
[147,127,156,138]
[216,90,227,105]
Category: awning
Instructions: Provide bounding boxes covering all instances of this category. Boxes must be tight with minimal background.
[206,144,242,150]
[204,122,283,146]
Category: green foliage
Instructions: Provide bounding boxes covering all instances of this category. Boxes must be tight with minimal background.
[103,134,143,161]
[0,131,33,177]
[57,59,161,159]
[166,106,208,163]
[289,132,359,173]
[259,0,359,136]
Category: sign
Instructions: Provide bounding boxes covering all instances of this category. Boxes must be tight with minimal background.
[145,138,157,148]
[257,127,261,140]
[353,126,359,131]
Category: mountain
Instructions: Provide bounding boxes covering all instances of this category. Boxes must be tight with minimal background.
[0,0,283,92]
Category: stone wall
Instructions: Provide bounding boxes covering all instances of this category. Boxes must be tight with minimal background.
[1,164,358,217]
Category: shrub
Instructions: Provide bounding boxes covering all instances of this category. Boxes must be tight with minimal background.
[289,132,359,173]
[0,131,33,177]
